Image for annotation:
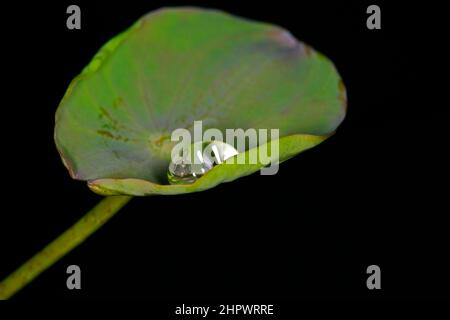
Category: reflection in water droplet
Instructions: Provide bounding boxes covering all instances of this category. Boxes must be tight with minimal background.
[167,161,209,185]
[167,141,239,185]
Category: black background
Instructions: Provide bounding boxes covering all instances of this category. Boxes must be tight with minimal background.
[0,0,447,305]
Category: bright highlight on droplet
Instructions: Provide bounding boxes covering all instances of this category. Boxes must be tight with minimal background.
[167,141,239,185]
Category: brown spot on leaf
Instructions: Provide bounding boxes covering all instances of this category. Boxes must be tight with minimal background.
[303,44,313,57]
[99,106,121,131]
[97,130,114,138]
[99,106,113,120]
[113,97,124,108]
[154,135,169,147]
[338,79,347,111]
[97,129,130,142]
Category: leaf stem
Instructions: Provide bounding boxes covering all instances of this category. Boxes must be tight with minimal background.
[0,195,132,299]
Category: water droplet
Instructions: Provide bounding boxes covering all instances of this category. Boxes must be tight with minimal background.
[167,141,239,185]
[167,160,209,185]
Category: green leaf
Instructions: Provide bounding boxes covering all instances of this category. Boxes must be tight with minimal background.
[87,134,329,196]
[55,7,346,196]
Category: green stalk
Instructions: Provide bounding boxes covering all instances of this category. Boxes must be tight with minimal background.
[0,195,132,299]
